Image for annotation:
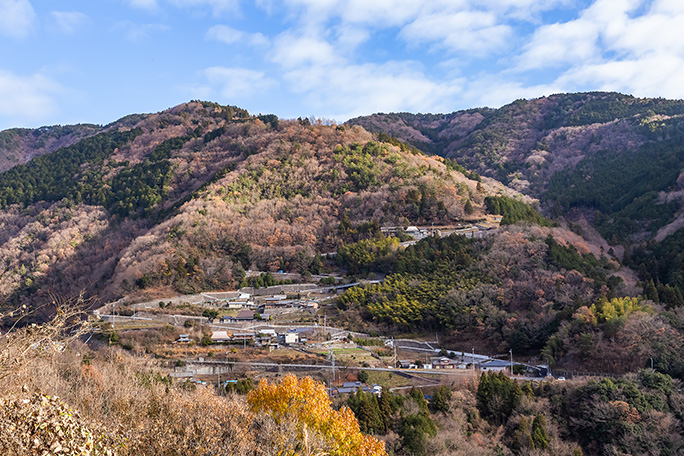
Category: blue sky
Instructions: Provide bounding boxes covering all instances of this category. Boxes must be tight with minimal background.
[2,0,684,130]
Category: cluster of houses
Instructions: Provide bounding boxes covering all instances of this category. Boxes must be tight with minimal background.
[213,327,314,348]
[332,381,383,396]
[381,220,501,241]
[175,326,315,350]
[398,356,508,372]
[220,309,262,323]
[396,356,548,377]
[201,292,320,314]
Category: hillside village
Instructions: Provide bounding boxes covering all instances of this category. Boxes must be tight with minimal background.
[3,93,684,454]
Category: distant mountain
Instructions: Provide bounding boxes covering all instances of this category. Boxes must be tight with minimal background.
[0,124,102,173]
[349,92,684,313]
[349,92,684,195]
[0,101,524,312]
[7,98,684,384]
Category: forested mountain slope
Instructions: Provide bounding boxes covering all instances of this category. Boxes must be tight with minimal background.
[0,101,517,312]
[0,123,102,173]
[350,92,684,321]
[348,92,684,196]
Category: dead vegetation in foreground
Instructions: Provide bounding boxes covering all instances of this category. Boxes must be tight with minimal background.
[0,297,370,456]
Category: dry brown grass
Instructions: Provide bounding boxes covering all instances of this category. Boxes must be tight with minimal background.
[0,296,342,455]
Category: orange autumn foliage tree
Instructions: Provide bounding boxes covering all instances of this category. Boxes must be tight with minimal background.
[247,374,387,456]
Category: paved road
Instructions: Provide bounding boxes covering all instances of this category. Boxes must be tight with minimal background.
[181,359,478,377]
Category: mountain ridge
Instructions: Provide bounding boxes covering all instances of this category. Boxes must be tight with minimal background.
[0,101,523,312]
[348,91,684,196]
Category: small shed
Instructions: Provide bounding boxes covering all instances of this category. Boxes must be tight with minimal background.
[175,334,191,344]
[235,310,255,321]
[211,331,231,343]
[282,332,299,345]
[479,359,514,373]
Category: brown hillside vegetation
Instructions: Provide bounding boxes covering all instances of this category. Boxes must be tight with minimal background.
[4,302,683,456]
[0,124,102,174]
[348,92,684,196]
[0,102,524,308]
[0,300,386,456]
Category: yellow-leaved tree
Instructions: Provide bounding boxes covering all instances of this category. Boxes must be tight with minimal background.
[247,374,387,456]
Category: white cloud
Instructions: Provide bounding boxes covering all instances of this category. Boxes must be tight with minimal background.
[278,0,562,28]
[401,11,512,55]
[283,60,463,120]
[463,77,561,109]
[517,20,599,70]
[332,0,423,27]
[269,28,462,119]
[204,66,276,99]
[602,9,684,58]
[469,0,570,20]
[271,32,342,68]
[127,0,238,16]
[651,0,684,15]
[206,25,269,47]
[554,55,684,99]
[330,25,370,53]
[512,0,684,100]
[49,11,88,35]
[0,0,36,38]
[0,70,62,125]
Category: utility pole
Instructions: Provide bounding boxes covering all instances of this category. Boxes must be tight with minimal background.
[393,337,397,367]
[329,347,336,385]
[472,347,475,377]
[510,349,513,376]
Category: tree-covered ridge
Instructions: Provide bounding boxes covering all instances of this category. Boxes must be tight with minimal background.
[339,229,684,377]
[0,123,103,174]
[0,128,199,219]
[473,369,684,455]
[218,140,414,204]
[545,135,684,242]
[484,195,552,226]
[338,229,630,357]
[0,128,143,209]
[624,229,684,313]
[543,91,684,128]
[216,136,477,212]
[349,92,684,196]
[117,120,499,297]
[0,124,100,153]
[0,98,508,306]
[0,101,322,301]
